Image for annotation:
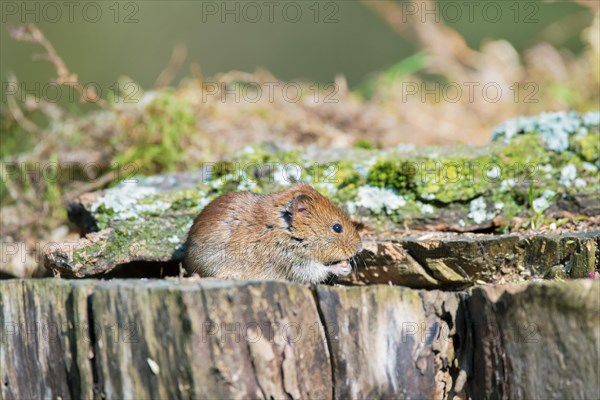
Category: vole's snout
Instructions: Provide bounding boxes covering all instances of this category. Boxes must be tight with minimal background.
[343,240,361,258]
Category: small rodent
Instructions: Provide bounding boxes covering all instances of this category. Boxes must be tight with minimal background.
[184,183,362,283]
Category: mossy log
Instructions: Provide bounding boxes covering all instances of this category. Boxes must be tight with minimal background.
[43,229,598,288]
[35,121,599,283]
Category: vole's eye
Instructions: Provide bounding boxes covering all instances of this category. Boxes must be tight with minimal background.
[332,223,343,233]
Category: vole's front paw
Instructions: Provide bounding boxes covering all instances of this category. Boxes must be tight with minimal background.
[328,261,352,276]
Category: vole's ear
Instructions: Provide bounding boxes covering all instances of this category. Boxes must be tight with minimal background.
[293,194,311,217]
[283,193,311,227]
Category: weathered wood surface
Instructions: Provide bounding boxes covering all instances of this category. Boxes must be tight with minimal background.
[336,231,599,288]
[468,280,600,400]
[91,280,332,399]
[0,280,97,399]
[316,285,467,399]
[1,279,598,399]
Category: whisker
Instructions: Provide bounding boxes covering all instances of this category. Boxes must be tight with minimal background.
[349,256,356,278]
[357,252,367,277]
[351,254,361,279]
[326,272,335,285]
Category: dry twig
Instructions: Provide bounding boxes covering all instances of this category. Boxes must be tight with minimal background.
[8,23,108,108]
[154,43,188,88]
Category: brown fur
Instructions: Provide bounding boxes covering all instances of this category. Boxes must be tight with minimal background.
[184,183,362,283]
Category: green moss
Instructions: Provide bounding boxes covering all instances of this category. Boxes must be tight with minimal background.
[87,124,599,241]
[494,134,551,175]
[415,157,496,203]
[362,135,564,207]
[211,160,237,180]
[72,238,104,265]
[332,184,359,207]
[353,138,374,150]
[308,160,362,188]
[573,131,600,163]
[489,192,522,219]
[367,159,416,193]
[235,147,303,167]
[73,212,193,267]
[112,91,197,176]
[170,197,199,211]
[94,204,116,230]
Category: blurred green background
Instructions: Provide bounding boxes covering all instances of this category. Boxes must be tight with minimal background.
[1,0,593,104]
